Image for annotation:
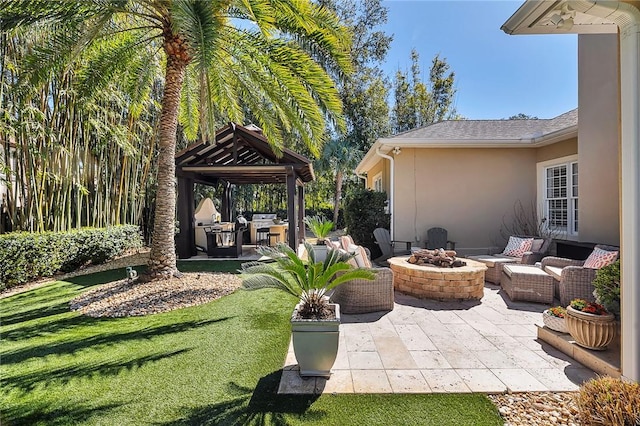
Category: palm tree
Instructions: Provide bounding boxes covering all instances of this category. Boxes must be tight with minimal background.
[1,1,351,279]
[315,137,361,225]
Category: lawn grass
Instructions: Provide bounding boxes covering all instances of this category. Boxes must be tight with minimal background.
[0,262,503,426]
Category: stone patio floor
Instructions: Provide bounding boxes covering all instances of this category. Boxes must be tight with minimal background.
[278,283,597,394]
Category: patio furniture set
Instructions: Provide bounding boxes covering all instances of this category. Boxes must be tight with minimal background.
[367,228,619,310]
[299,229,619,315]
[470,237,619,306]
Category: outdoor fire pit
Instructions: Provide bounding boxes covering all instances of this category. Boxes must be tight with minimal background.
[388,250,487,301]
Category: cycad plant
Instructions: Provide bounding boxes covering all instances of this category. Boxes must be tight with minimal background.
[241,242,374,319]
[304,215,334,243]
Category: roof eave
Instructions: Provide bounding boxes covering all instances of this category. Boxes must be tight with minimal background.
[502,0,619,35]
[355,139,390,175]
[355,126,579,173]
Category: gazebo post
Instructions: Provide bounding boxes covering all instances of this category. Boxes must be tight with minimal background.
[286,167,297,248]
[298,184,305,243]
[176,176,195,258]
[221,181,232,221]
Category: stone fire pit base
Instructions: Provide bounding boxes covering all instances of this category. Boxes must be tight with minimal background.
[388,257,487,301]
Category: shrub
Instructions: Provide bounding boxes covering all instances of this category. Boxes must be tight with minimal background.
[0,225,142,289]
[343,188,390,259]
[576,376,640,425]
[593,260,620,318]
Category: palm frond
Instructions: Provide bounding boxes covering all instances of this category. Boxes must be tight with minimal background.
[179,67,200,140]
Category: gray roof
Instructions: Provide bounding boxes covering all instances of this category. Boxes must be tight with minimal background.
[390,109,578,141]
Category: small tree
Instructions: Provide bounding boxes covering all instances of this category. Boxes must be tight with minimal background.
[343,188,389,258]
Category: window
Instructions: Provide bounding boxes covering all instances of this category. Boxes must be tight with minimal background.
[538,156,578,236]
[373,172,382,192]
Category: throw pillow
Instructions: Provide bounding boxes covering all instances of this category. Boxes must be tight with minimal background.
[502,236,534,257]
[339,248,358,268]
[348,243,372,268]
[531,238,545,253]
[324,238,341,250]
[583,247,619,269]
[357,245,372,268]
[340,235,355,251]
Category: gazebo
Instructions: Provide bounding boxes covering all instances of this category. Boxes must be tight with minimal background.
[174,123,315,259]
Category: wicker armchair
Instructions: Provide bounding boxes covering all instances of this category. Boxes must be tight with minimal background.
[541,244,619,306]
[329,268,394,314]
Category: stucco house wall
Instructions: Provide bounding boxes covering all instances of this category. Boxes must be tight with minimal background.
[536,137,577,162]
[364,158,390,195]
[392,148,537,254]
[577,34,620,246]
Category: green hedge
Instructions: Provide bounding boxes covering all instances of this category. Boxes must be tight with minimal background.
[344,188,390,260]
[0,225,142,289]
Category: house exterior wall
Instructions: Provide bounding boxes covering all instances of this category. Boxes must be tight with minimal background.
[578,34,620,246]
[536,138,577,162]
[365,157,390,195]
[391,148,537,254]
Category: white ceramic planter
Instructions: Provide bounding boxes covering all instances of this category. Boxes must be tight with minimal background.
[542,310,568,333]
[291,303,340,377]
[311,244,328,262]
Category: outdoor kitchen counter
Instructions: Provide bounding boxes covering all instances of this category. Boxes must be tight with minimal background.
[388,256,487,301]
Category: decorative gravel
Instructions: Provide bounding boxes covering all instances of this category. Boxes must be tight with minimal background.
[69,272,242,317]
[489,392,580,426]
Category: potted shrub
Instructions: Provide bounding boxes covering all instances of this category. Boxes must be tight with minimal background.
[542,306,568,333]
[241,242,375,377]
[304,215,334,261]
[592,259,620,318]
[565,298,616,350]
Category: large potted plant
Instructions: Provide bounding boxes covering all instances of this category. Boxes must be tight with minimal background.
[241,242,375,377]
[565,298,616,350]
[304,215,334,262]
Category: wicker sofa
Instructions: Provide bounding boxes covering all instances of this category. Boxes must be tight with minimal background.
[329,267,394,314]
[468,236,552,285]
[541,244,619,306]
[324,235,395,314]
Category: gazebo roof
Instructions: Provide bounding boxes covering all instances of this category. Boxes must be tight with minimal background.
[175,123,315,184]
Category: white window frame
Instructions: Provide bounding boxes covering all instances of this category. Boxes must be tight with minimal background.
[537,154,579,238]
[373,172,383,192]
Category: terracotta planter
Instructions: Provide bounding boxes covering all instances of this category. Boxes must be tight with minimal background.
[542,310,568,333]
[291,303,340,377]
[565,305,616,350]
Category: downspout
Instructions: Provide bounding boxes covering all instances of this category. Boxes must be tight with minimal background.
[375,148,394,239]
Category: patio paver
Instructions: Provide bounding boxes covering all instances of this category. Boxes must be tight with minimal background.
[278,284,598,394]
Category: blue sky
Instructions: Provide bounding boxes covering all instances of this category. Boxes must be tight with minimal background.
[381,1,578,119]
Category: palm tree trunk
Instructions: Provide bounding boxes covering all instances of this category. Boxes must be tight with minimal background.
[333,170,343,226]
[146,46,188,280]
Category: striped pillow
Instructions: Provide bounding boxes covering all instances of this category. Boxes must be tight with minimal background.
[502,236,534,258]
[340,235,355,251]
[583,247,619,269]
